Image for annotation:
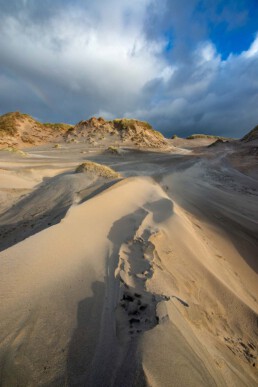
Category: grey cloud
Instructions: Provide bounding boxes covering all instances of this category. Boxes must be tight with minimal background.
[0,0,156,123]
[131,41,258,137]
[0,0,257,138]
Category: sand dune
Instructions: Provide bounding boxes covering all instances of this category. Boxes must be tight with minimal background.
[0,142,257,386]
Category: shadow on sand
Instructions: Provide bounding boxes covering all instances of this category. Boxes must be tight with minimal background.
[66,281,106,386]
[0,174,120,252]
[66,209,152,387]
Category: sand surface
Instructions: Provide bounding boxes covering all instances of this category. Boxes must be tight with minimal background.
[0,142,257,386]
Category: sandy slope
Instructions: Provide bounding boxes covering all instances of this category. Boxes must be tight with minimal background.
[0,143,257,386]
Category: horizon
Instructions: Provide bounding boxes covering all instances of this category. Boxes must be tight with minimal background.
[0,0,258,137]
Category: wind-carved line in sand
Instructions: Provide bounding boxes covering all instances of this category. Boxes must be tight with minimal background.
[114,229,169,341]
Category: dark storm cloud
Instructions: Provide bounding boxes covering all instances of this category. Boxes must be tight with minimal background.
[0,0,158,123]
[0,0,257,137]
[131,38,258,137]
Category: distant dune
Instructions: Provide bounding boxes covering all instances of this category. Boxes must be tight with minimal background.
[0,111,72,148]
[241,124,258,142]
[65,117,168,148]
[0,112,168,150]
[186,133,233,140]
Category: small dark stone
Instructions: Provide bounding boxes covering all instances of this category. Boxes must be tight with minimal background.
[123,293,134,302]
[128,310,139,316]
[129,318,140,324]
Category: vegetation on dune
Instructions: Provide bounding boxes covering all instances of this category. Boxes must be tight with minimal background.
[110,118,165,144]
[75,161,121,178]
[171,134,178,139]
[106,146,120,155]
[0,112,31,136]
[1,112,32,121]
[21,132,35,144]
[0,112,166,149]
[0,112,74,140]
[42,123,73,132]
[112,118,153,131]
[186,134,232,140]
[207,139,228,147]
[0,147,27,156]
[149,127,165,139]
[241,125,258,142]
[70,116,166,148]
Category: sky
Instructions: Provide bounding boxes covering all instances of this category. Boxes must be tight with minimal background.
[0,0,258,137]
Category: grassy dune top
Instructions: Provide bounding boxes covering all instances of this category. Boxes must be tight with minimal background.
[186,134,232,140]
[112,118,152,131]
[0,111,73,138]
[42,123,73,131]
[106,146,120,155]
[111,118,164,139]
[0,146,27,156]
[241,125,258,142]
[0,112,31,136]
[75,161,121,178]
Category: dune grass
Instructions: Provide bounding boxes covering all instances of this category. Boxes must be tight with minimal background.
[106,146,120,155]
[0,147,27,156]
[186,134,231,140]
[43,123,73,132]
[241,125,258,142]
[0,112,31,136]
[0,112,74,139]
[75,161,120,178]
[112,118,152,131]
